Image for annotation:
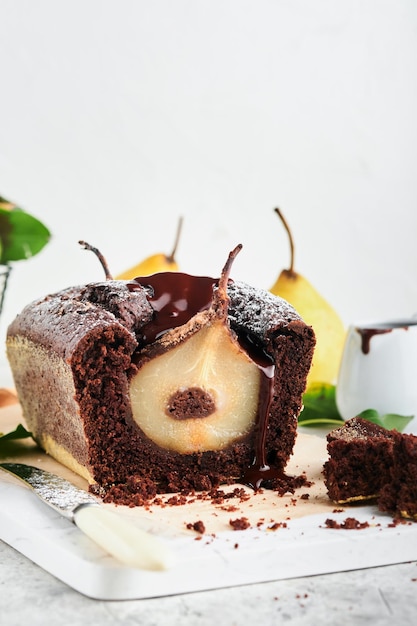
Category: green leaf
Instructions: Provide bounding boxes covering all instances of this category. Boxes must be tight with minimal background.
[0,207,51,263]
[357,409,414,432]
[0,423,34,445]
[297,417,347,427]
[298,382,344,427]
[298,383,414,432]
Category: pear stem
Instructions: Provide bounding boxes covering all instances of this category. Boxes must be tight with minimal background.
[79,240,113,280]
[167,216,183,263]
[214,243,242,317]
[274,208,295,275]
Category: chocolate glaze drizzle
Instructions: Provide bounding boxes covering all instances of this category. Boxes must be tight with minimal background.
[128,272,283,490]
[128,272,215,343]
[240,361,278,489]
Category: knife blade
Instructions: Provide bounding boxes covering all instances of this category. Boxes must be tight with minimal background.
[0,462,173,571]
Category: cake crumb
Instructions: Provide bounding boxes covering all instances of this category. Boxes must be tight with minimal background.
[186,520,206,534]
[272,472,313,496]
[268,521,287,530]
[324,517,370,530]
[229,517,251,530]
[166,494,189,506]
[220,504,240,512]
[387,517,413,527]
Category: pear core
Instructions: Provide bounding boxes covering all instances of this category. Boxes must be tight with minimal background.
[129,322,261,454]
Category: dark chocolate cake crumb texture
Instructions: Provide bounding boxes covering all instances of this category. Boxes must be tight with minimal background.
[324,417,417,520]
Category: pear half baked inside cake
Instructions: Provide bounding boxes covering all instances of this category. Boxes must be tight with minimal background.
[6,244,315,502]
[129,246,261,456]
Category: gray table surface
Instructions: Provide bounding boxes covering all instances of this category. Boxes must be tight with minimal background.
[1,538,417,626]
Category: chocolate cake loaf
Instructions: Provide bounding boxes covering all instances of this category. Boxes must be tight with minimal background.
[7,247,316,502]
[324,417,417,519]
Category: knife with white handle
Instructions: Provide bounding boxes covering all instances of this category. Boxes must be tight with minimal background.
[0,462,174,571]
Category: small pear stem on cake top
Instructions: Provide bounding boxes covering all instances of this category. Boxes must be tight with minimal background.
[79,240,113,280]
[212,243,242,319]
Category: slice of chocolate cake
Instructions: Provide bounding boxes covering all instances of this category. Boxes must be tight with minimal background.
[323,417,400,504]
[324,417,417,520]
[378,433,417,520]
[6,247,315,503]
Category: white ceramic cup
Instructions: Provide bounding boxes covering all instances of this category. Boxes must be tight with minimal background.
[336,318,417,434]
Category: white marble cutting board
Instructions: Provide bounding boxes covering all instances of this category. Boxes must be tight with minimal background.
[1,402,417,600]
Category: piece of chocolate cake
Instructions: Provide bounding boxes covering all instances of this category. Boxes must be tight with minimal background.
[324,417,417,520]
[323,417,399,504]
[378,432,417,520]
[6,249,315,502]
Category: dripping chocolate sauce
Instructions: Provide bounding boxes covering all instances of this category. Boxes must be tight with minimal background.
[128,272,285,490]
[357,323,412,355]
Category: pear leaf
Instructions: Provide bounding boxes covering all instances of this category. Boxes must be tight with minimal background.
[357,409,414,432]
[298,382,344,427]
[0,207,51,264]
[299,384,414,432]
[0,423,34,446]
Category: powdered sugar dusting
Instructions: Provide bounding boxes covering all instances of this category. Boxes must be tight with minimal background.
[227,281,303,342]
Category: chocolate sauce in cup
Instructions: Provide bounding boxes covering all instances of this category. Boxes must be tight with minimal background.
[336,319,417,434]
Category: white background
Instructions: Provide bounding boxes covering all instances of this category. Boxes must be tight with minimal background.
[1,1,416,381]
